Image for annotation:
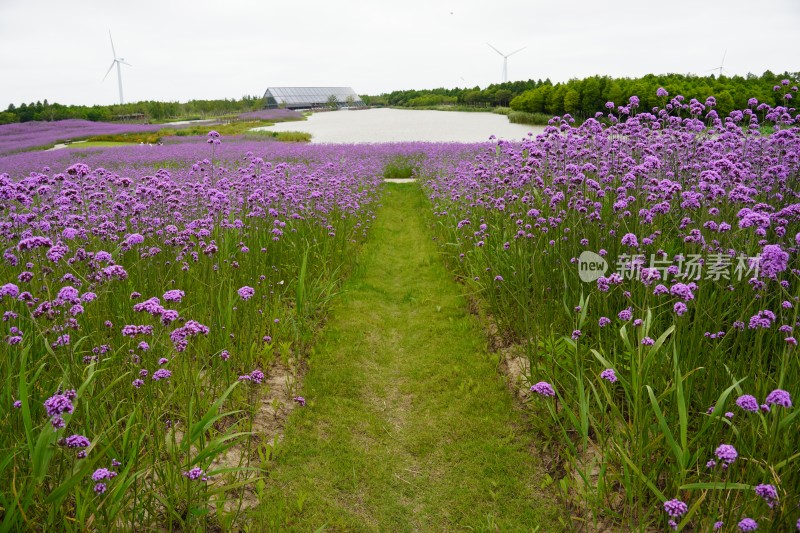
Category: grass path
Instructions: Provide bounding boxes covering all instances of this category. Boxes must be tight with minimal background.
[255,184,560,531]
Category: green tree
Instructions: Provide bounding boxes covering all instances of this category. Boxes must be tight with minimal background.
[581,77,605,117]
[546,85,566,115]
[715,90,736,117]
[462,90,483,106]
[494,89,514,106]
[564,89,581,115]
[0,111,18,124]
[327,94,340,109]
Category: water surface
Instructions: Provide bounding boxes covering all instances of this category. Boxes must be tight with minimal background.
[253,108,545,143]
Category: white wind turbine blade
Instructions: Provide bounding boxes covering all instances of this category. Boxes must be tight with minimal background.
[109,31,117,59]
[486,43,505,56]
[118,59,131,67]
[507,46,526,57]
[102,60,116,82]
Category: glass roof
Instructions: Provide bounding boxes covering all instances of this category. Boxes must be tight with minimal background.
[263,87,364,107]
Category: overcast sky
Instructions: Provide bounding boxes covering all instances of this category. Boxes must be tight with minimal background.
[1,0,798,109]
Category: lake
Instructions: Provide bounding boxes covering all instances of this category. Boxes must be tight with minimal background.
[252,108,546,143]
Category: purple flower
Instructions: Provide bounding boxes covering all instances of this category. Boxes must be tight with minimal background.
[754,484,778,507]
[0,283,20,299]
[759,244,789,279]
[670,283,695,301]
[250,369,265,384]
[13,400,22,409]
[571,330,582,340]
[132,379,144,388]
[618,309,632,321]
[237,286,255,300]
[641,337,654,345]
[152,369,172,381]
[674,302,687,316]
[44,394,74,418]
[656,87,668,98]
[91,468,116,481]
[293,396,306,406]
[621,233,639,247]
[714,521,724,530]
[133,297,164,315]
[122,233,145,248]
[748,310,775,329]
[663,498,688,517]
[715,443,738,464]
[183,467,207,481]
[163,289,185,302]
[598,317,610,327]
[738,518,758,531]
[736,394,759,413]
[64,434,91,448]
[530,381,555,397]
[57,286,79,302]
[94,482,107,494]
[765,389,792,407]
[122,325,154,337]
[600,369,617,383]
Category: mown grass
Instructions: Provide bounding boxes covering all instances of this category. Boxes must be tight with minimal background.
[83,117,310,146]
[253,184,563,531]
[67,141,140,149]
[245,130,312,143]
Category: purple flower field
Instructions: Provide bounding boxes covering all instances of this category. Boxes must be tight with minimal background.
[424,89,800,530]
[1,86,799,530]
[0,131,408,529]
[0,119,163,156]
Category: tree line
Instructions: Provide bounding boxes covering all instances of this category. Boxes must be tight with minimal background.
[366,70,798,117]
[3,71,796,126]
[0,96,265,125]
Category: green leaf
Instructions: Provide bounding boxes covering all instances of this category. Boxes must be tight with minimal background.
[679,482,753,491]
[673,346,688,457]
[647,385,684,468]
[615,442,666,501]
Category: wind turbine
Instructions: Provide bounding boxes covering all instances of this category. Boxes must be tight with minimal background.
[707,50,728,77]
[102,32,131,104]
[487,43,526,83]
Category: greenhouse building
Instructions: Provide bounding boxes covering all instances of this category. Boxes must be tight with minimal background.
[262,87,365,110]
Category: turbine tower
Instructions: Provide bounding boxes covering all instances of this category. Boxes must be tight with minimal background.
[487,43,526,83]
[708,50,727,77]
[103,32,131,104]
